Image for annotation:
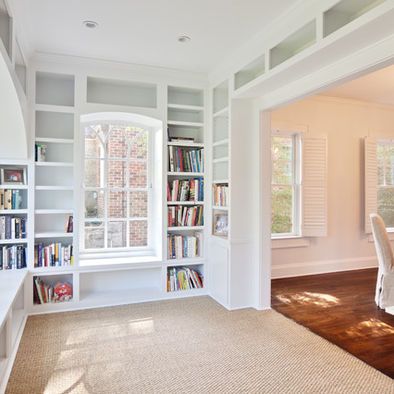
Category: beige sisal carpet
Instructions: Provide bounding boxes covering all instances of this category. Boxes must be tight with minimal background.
[6,297,394,393]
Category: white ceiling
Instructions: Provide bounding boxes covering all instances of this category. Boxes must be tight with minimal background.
[322,65,394,106]
[12,0,297,73]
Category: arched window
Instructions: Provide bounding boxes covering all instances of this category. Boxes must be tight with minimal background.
[80,113,159,255]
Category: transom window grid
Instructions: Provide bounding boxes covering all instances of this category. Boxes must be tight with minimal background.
[271,132,301,237]
[82,122,151,252]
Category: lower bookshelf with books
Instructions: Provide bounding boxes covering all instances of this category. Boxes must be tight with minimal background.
[33,274,73,305]
[166,265,204,292]
[167,233,202,260]
[34,241,74,268]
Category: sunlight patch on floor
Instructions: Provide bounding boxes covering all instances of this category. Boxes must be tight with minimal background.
[275,291,340,308]
[44,367,87,394]
[345,318,394,338]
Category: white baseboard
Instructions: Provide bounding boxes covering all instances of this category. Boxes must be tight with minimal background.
[272,256,378,279]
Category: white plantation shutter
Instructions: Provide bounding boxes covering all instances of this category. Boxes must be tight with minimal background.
[302,135,328,237]
[364,137,377,234]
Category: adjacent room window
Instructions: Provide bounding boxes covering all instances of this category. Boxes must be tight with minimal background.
[377,140,394,229]
[81,116,151,253]
[271,132,301,237]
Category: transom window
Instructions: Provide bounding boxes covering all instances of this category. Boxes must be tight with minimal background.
[271,132,301,237]
[377,140,394,229]
[81,118,151,252]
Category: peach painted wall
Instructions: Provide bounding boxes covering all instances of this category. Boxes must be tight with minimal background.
[271,95,394,278]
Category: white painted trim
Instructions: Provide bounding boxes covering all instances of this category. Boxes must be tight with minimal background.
[271,237,310,249]
[271,256,377,279]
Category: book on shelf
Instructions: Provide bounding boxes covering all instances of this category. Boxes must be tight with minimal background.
[213,184,229,207]
[0,245,27,270]
[34,243,74,268]
[167,266,204,292]
[65,215,73,233]
[168,146,204,172]
[35,143,47,162]
[0,189,23,209]
[167,233,202,259]
[33,277,73,304]
[167,178,204,202]
[0,216,27,239]
[168,206,203,227]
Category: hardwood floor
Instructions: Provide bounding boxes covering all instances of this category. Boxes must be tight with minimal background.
[271,268,394,379]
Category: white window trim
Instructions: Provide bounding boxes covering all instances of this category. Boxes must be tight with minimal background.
[271,130,302,239]
[78,113,159,262]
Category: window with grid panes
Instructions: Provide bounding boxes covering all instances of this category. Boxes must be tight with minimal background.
[82,120,150,252]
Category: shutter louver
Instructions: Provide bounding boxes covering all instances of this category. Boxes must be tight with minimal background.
[302,135,328,237]
[364,137,377,234]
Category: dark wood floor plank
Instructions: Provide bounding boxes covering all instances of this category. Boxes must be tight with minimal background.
[271,268,394,378]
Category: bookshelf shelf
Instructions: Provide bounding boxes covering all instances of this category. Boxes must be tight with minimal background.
[167,172,204,177]
[35,186,74,191]
[0,185,28,190]
[35,232,73,239]
[35,162,73,167]
[35,209,73,214]
[167,103,204,112]
[35,137,74,144]
[213,179,229,184]
[167,141,204,148]
[213,157,229,164]
[167,121,204,128]
[213,107,229,118]
[33,266,75,273]
[213,138,229,147]
[167,226,204,231]
[0,239,28,245]
[34,104,76,114]
[0,209,28,214]
[165,257,204,266]
[212,206,228,211]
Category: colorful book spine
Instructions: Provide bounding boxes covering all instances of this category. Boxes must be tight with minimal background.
[0,245,27,270]
[167,267,204,292]
[167,178,204,202]
[168,147,204,173]
[34,243,74,268]
[0,216,27,239]
[0,190,23,210]
[213,184,229,207]
[167,206,204,227]
[167,233,202,259]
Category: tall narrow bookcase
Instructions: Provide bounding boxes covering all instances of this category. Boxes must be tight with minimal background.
[166,86,206,294]
[32,71,76,308]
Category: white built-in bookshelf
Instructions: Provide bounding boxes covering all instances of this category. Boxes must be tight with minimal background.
[166,86,206,294]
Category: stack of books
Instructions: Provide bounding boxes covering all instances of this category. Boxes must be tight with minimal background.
[213,184,229,206]
[0,190,23,210]
[168,147,204,172]
[167,266,204,292]
[34,243,74,267]
[167,178,204,202]
[0,245,27,270]
[0,216,27,239]
[167,233,202,259]
[168,206,203,227]
[33,277,73,304]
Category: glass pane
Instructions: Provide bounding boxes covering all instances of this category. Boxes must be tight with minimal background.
[108,221,127,248]
[129,191,148,218]
[272,185,293,234]
[85,126,105,158]
[129,161,147,188]
[108,160,126,188]
[377,143,394,186]
[85,222,104,249]
[108,127,128,158]
[84,159,104,187]
[129,220,148,247]
[378,187,394,228]
[128,128,148,160]
[272,136,293,185]
[85,190,105,218]
[108,190,127,218]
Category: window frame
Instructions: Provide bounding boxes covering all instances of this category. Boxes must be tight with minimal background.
[271,130,302,239]
[376,138,394,232]
[79,116,155,258]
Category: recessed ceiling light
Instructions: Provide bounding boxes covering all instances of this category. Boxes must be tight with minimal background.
[83,20,98,29]
[178,35,191,43]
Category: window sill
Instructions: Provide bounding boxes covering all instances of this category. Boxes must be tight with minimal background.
[271,236,310,249]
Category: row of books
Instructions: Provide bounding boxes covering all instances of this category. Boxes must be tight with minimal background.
[0,245,27,270]
[33,277,73,304]
[34,243,74,268]
[0,189,24,210]
[168,147,204,173]
[35,143,47,162]
[167,234,202,260]
[213,184,229,207]
[167,179,204,202]
[167,267,204,292]
[168,206,203,227]
[0,216,27,239]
